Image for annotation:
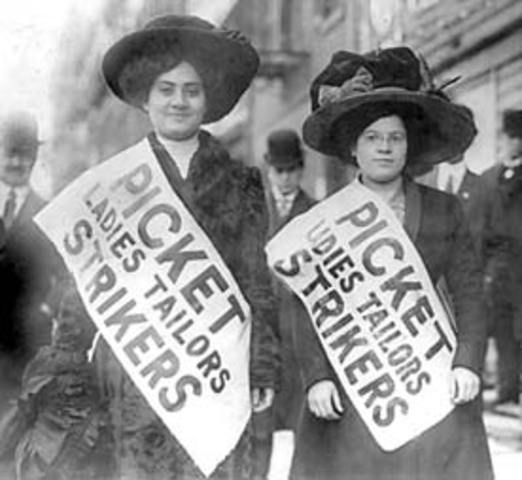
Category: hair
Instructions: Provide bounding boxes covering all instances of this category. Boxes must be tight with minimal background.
[118,41,223,108]
[331,101,441,166]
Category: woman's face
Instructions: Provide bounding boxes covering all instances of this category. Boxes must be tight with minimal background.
[351,115,408,184]
[144,61,206,141]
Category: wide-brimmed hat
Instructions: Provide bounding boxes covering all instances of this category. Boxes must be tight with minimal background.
[264,129,304,169]
[303,47,477,165]
[102,15,259,123]
[502,109,522,139]
[0,110,42,151]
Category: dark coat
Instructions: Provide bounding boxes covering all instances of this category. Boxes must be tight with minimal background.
[0,191,61,413]
[96,131,280,480]
[0,281,111,480]
[266,188,316,430]
[2,346,111,480]
[481,163,522,339]
[456,169,487,264]
[291,179,492,480]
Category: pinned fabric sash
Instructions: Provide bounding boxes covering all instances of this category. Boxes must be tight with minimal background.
[266,181,457,451]
[35,138,252,477]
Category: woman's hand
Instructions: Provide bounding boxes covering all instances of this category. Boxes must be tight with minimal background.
[307,380,344,420]
[449,367,480,404]
[252,387,275,413]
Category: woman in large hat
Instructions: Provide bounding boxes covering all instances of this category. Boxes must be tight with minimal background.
[291,47,493,480]
[97,15,279,479]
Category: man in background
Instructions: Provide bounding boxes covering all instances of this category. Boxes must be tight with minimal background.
[264,129,316,238]
[481,109,522,408]
[435,105,486,259]
[252,129,315,480]
[437,153,486,259]
[0,111,59,415]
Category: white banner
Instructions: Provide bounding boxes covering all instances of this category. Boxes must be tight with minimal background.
[266,182,456,451]
[35,139,252,476]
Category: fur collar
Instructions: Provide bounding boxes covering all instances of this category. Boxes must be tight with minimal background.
[185,130,243,237]
[148,130,247,258]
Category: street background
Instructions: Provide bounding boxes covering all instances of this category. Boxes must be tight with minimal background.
[1,0,522,478]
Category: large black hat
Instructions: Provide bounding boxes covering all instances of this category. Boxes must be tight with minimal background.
[264,129,304,169]
[502,109,522,139]
[102,15,259,123]
[303,47,476,165]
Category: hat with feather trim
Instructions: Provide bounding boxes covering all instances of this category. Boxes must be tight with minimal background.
[303,47,476,166]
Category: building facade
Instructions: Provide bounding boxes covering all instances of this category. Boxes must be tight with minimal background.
[231,0,522,195]
[49,0,187,192]
[48,0,522,194]
[403,0,522,173]
[228,0,359,199]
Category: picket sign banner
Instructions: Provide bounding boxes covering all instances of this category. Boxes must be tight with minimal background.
[35,139,252,476]
[265,181,457,451]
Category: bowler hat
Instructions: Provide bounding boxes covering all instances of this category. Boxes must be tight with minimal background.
[303,47,476,166]
[102,15,259,123]
[264,129,304,169]
[502,109,522,139]
[0,111,41,151]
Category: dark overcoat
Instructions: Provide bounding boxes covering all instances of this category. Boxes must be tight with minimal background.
[481,163,522,339]
[456,169,487,264]
[266,189,316,430]
[95,130,280,480]
[0,191,61,413]
[290,179,493,480]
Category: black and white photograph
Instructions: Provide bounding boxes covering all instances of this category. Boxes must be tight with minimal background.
[0,1,521,479]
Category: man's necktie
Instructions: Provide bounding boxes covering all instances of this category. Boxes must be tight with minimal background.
[3,188,17,229]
